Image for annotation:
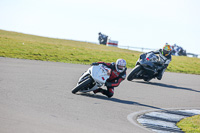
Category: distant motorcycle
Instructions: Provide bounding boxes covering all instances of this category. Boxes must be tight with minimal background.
[98,34,108,45]
[72,64,111,94]
[127,52,163,82]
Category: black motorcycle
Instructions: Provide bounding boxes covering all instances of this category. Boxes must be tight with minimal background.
[127,52,163,82]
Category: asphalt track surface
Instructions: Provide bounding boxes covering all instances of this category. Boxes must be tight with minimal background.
[0,57,200,133]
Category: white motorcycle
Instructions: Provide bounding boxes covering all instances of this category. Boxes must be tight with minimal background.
[72,64,111,94]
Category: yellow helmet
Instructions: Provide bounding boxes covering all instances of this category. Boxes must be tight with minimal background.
[163,43,172,56]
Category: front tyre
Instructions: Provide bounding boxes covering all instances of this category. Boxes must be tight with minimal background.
[127,65,141,81]
[72,78,93,94]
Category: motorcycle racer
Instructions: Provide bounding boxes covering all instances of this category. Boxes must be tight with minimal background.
[145,43,172,80]
[91,59,127,98]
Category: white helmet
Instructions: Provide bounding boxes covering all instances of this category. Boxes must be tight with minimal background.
[115,59,126,73]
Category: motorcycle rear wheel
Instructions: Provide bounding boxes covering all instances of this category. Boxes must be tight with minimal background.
[127,65,141,81]
[72,78,93,94]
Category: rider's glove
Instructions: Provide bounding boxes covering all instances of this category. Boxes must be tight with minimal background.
[91,62,99,66]
[105,82,108,86]
[105,82,112,87]
[163,64,168,69]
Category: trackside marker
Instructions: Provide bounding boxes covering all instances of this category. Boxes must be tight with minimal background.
[127,109,200,133]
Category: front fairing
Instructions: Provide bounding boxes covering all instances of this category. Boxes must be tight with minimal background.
[139,57,155,70]
[138,53,159,73]
[77,64,110,93]
[91,64,110,84]
[78,64,110,86]
[140,61,154,68]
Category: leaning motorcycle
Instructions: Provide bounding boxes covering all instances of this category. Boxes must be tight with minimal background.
[127,52,163,82]
[72,64,111,94]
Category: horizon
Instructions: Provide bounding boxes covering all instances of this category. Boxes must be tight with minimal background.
[1,28,200,57]
[0,0,200,55]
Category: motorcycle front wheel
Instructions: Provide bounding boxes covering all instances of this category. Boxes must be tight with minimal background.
[72,78,93,94]
[127,65,141,81]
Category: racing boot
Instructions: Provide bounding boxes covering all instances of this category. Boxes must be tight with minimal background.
[157,70,164,80]
[93,88,103,94]
[157,75,162,80]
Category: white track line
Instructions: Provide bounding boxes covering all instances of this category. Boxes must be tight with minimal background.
[127,108,200,133]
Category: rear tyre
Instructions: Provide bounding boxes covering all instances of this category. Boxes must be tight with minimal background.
[127,65,141,81]
[72,78,93,94]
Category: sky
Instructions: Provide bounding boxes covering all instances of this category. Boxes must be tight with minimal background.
[0,0,200,54]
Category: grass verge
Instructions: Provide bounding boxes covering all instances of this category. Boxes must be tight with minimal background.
[177,115,200,133]
[1,29,200,74]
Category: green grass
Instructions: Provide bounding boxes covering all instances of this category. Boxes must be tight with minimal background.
[177,115,200,133]
[1,29,200,74]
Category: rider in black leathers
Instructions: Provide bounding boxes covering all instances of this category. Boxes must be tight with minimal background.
[145,43,172,80]
[98,32,108,45]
